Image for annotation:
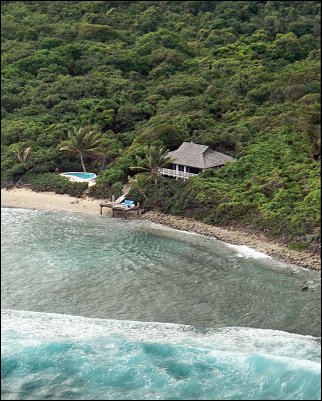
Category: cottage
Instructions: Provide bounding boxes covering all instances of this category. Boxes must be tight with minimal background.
[159,142,235,180]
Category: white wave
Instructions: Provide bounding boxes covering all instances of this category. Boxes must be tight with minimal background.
[306,279,322,289]
[138,221,198,236]
[224,243,272,259]
[138,221,275,261]
[1,309,320,364]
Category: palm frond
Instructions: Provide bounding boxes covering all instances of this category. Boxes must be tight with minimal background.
[60,126,106,171]
[130,145,172,184]
[17,146,32,162]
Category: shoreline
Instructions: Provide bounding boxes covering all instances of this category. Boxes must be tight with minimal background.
[1,188,320,271]
[1,188,112,216]
[140,211,321,271]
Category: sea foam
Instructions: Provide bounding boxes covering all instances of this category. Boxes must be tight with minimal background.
[224,243,272,259]
[1,310,321,401]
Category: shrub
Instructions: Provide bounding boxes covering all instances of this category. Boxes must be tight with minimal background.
[25,173,88,197]
[128,176,187,213]
[1,163,30,183]
[199,169,218,179]
[96,167,126,186]
[287,241,310,251]
[88,182,110,199]
[204,202,258,226]
[110,181,123,199]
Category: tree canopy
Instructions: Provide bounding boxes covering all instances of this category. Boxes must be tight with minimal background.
[1,1,320,245]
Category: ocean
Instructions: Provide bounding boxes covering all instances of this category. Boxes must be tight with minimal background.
[1,207,321,400]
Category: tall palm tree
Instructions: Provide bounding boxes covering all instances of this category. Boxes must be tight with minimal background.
[130,145,173,184]
[60,127,105,172]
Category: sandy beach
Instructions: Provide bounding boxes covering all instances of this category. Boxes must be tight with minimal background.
[1,188,320,271]
[1,188,111,216]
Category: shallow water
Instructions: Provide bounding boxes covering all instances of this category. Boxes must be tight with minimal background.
[1,207,320,336]
[1,207,321,400]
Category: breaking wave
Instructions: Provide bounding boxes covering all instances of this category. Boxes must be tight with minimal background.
[2,310,321,400]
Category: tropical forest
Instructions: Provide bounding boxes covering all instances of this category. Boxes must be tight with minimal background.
[1,0,321,248]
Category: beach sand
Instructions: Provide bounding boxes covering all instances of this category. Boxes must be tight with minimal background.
[1,188,111,216]
[1,188,320,271]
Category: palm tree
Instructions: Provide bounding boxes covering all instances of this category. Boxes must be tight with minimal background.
[60,127,105,172]
[128,173,150,200]
[12,146,32,186]
[130,145,173,184]
[16,146,32,163]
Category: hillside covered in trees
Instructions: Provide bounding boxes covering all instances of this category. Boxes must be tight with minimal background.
[1,1,321,247]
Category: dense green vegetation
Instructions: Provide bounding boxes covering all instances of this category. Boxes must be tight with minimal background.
[23,173,89,197]
[1,1,320,244]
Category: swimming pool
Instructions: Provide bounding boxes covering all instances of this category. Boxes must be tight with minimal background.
[60,172,97,183]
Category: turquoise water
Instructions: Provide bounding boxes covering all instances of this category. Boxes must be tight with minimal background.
[1,207,321,400]
[62,172,96,179]
[2,310,320,400]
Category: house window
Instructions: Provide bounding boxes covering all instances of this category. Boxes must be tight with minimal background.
[178,165,184,172]
[169,163,176,170]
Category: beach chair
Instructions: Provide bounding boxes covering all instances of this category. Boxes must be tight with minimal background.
[121,199,135,208]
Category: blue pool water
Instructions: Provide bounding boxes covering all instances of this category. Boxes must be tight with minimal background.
[62,172,96,180]
[1,207,321,400]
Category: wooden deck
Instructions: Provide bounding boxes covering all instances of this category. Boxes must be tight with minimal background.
[100,202,140,218]
[159,167,198,179]
[111,206,140,219]
[99,202,113,215]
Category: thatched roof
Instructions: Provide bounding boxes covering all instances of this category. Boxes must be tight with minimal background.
[168,142,235,169]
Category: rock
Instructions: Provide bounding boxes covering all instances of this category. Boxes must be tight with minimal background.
[139,210,321,271]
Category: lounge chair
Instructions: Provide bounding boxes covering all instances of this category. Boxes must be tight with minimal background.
[121,199,135,208]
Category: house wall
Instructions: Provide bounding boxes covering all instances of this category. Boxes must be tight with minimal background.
[169,163,226,174]
[159,164,202,180]
[170,164,202,174]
